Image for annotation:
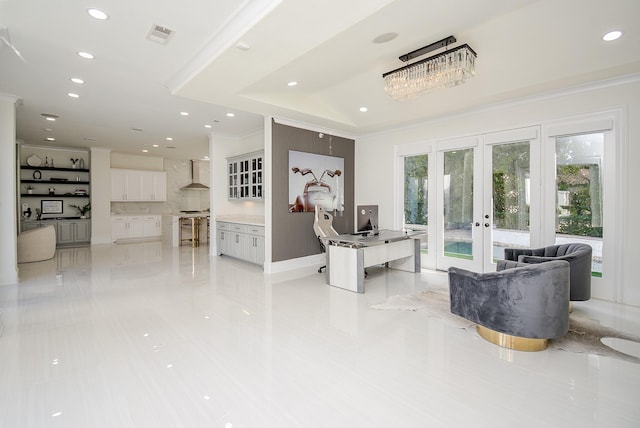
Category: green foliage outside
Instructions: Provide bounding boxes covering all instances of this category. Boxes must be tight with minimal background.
[492,142,530,231]
[556,164,603,238]
[404,155,428,225]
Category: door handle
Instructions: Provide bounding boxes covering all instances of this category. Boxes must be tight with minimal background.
[475,222,480,227]
[484,223,490,227]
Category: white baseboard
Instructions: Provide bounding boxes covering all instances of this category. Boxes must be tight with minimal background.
[265,254,324,274]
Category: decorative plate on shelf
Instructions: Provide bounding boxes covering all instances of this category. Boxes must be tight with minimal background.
[26,154,42,167]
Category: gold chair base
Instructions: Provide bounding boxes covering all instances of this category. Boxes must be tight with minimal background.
[476,325,548,352]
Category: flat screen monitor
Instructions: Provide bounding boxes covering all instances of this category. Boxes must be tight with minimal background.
[357,205,378,235]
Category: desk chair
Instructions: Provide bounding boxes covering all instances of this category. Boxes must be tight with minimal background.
[313,206,338,273]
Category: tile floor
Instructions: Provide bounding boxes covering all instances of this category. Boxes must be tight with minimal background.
[1,242,639,427]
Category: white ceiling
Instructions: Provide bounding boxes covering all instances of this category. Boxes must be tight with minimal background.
[1,0,638,160]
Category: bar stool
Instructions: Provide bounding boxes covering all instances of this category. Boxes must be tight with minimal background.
[179,217,201,247]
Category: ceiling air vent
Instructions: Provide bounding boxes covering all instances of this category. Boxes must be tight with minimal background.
[147,24,175,45]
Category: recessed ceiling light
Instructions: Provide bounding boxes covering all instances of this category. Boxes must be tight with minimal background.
[41,113,59,121]
[87,8,108,20]
[78,51,94,59]
[70,77,84,84]
[67,93,80,98]
[142,149,149,153]
[46,137,56,141]
[166,137,173,141]
[226,112,235,117]
[204,124,212,129]
[180,111,189,116]
[373,32,399,44]
[152,144,159,147]
[46,117,56,121]
[359,107,368,112]
[44,128,53,131]
[602,30,622,41]
[287,81,298,87]
[84,137,96,142]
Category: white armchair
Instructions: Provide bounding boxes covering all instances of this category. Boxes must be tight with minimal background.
[17,225,56,263]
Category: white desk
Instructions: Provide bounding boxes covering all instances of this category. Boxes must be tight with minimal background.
[324,230,422,293]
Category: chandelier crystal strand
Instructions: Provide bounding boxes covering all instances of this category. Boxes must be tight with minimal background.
[384,44,476,101]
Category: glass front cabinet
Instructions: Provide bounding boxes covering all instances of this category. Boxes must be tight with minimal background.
[227,150,263,200]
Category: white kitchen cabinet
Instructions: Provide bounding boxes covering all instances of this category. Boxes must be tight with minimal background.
[111,169,140,201]
[140,171,167,201]
[216,221,264,266]
[247,225,265,265]
[111,169,167,201]
[126,216,146,238]
[216,222,231,255]
[112,215,162,242]
[142,215,162,237]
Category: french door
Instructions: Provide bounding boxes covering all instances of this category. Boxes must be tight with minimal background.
[428,128,540,272]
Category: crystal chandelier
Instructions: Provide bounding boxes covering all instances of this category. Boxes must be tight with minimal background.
[383,36,477,101]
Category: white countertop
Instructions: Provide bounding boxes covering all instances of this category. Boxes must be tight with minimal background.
[216,215,264,226]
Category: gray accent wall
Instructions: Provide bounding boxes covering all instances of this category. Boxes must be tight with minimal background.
[271,120,354,263]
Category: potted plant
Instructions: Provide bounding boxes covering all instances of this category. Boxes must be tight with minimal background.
[26,184,34,194]
[69,202,91,218]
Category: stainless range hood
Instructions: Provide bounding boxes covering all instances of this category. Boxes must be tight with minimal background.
[180,160,209,191]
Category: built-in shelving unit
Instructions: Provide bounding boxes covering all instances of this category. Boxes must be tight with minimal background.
[20,166,91,197]
[18,144,91,245]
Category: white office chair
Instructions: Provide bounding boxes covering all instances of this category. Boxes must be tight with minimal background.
[313,205,338,273]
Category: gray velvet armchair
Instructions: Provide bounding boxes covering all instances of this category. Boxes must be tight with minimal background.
[449,260,570,350]
[502,243,592,301]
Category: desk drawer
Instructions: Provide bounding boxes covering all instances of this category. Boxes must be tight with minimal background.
[216,222,230,231]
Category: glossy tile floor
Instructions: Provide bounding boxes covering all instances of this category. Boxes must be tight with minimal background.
[2,242,640,427]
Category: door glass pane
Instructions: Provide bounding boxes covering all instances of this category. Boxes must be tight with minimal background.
[492,141,530,261]
[404,155,428,253]
[444,149,473,259]
[556,133,603,275]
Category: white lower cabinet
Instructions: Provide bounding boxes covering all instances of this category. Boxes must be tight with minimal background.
[246,225,265,265]
[216,221,264,266]
[112,215,162,242]
[216,223,231,255]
